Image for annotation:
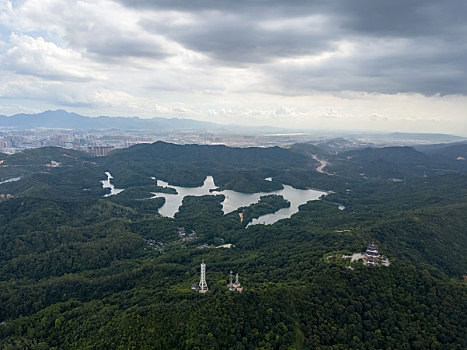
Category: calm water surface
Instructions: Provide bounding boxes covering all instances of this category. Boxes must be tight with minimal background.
[101,172,124,197]
[0,177,20,185]
[151,176,328,226]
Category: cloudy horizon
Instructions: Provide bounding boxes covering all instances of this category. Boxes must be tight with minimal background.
[1,0,466,135]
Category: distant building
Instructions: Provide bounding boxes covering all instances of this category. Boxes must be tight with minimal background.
[363,242,386,265]
[187,230,197,239]
[177,226,186,239]
[86,146,114,156]
[216,243,234,249]
[364,242,380,265]
[45,160,61,167]
[341,242,390,267]
[177,227,197,241]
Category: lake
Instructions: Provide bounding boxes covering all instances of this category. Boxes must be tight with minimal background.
[150,176,328,226]
[101,172,124,197]
[0,177,21,185]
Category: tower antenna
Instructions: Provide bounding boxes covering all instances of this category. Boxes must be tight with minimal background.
[199,260,208,293]
[229,271,235,291]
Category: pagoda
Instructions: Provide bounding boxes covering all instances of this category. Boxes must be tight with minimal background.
[364,242,380,265]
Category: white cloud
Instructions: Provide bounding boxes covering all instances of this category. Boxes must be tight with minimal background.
[371,113,388,121]
[0,0,180,60]
[3,33,100,81]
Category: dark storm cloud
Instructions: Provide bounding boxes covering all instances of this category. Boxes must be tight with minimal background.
[140,13,338,65]
[58,15,171,60]
[100,1,467,95]
[270,53,467,96]
[117,0,467,33]
[335,0,467,37]
[83,35,170,59]
[116,0,317,14]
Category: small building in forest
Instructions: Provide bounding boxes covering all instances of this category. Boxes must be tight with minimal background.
[364,242,380,265]
[341,242,390,267]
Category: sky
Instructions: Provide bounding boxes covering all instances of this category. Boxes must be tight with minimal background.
[0,0,466,135]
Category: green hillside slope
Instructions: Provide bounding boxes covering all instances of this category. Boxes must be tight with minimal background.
[0,143,465,349]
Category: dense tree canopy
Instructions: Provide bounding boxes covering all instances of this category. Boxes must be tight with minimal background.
[0,142,465,349]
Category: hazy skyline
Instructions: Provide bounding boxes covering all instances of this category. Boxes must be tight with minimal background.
[1,0,466,135]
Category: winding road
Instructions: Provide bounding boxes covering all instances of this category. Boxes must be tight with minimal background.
[311,155,333,175]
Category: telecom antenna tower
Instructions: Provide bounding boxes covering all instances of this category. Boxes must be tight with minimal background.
[199,260,208,293]
[228,271,235,291]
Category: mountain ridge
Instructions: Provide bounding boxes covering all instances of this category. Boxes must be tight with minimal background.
[0,109,222,131]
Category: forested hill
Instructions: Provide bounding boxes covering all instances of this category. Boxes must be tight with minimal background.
[107,141,306,166]
[102,141,315,191]
[293,142,467,179]
[0,142,466,349]
[416,141,467,161]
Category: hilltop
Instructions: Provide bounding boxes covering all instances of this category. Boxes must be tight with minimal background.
[0,110,221,131]
[0,141,465,349]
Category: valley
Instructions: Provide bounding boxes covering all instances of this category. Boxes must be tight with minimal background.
[0,140,466,349]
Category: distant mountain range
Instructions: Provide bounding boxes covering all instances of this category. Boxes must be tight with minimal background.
[0,110,222,131]
[1,111,466,144]
[304,134,466,153]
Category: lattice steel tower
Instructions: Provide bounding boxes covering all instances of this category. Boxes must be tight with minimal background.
[199,260,208,293]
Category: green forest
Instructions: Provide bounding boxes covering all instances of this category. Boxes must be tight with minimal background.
[0,142,466,349]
